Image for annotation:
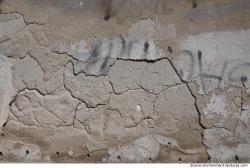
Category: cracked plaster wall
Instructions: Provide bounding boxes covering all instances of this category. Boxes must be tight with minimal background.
[0,0,250,163]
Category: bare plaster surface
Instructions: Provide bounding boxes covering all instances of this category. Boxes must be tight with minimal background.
[0,0,250,163]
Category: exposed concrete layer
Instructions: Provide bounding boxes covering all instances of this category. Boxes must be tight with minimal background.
[0,0,250,163]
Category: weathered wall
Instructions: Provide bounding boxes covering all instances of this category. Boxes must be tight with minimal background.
[0,0,250,163]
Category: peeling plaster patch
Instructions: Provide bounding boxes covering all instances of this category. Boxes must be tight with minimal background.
[75,103,107,137]
[207,145,236,162]
[238,109,250,126]
[140,59,181,94]
[86,142,107,153]
[154,84,203,146]
[14,55,44,90]
[109,59,180,94]
[0,140,42,161]
[203,128,234,148]
[201,127,250,162]
[196,87,242,130]
[0,54,15,133]
[104,135,197,162]
[109,90,156,128]
[103,109,125,138]
[236,144,250,160]
[198,87,250,162]
[28,24,51,47]
[0,13,25,42]
[235,109,250,144]
[207,143,250,162]
[64,63,112,107]
[204,94,228,118]
[105,135,160,162]
[30,47,70,80]
[203,128,235,162]
[13,51,66,94]
[109,60,146,94]
[10,89,79,127]
[0,26,36,59]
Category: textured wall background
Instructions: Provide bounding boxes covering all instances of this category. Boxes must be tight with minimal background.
[0,0,250,163]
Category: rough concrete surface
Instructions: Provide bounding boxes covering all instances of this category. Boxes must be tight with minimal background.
[0,0,250,163]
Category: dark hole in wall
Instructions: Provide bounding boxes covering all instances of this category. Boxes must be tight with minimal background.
[192,0,198,8]
[168,46,173,53]
[104,15,110,21]
[0,152,3,156]
[178,157,182,161]
[102,0,112,21]
[207,156,211,161]
[144,41,149,54]
[87,153,90,157]
[56,152,60,156]
[26,150,29,155]
[117,155,121,160]
[3,121,7,127]
[235,155,239,161]
[0,0,4,14]
[241,76,248,82]
[198,50,202,60]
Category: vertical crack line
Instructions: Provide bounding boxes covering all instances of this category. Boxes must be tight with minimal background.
[166,56,210,157]
[165,57,206,129]
[73,103,81,128]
